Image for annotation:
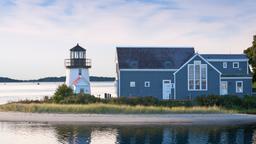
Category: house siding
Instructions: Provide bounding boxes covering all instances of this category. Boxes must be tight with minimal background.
[175,55,221,99]
[220,78,252,96]
[119,71,174,99]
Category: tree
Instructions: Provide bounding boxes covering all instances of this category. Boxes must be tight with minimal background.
[244,35,256,82]
[52,84,73,103]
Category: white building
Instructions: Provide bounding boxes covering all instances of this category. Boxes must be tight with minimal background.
[65,44,91,94]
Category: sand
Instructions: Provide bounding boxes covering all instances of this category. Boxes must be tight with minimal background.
[1,112,256,125]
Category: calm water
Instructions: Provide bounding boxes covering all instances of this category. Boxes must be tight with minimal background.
[0,122,256,144]
[0,82,116,104]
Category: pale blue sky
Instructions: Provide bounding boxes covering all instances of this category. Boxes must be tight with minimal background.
[0,0,255,79]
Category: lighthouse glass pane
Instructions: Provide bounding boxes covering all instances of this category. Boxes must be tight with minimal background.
[79,52,83,59]
[75,52,78,59]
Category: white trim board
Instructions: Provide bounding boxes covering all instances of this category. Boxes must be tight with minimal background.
[206,59,248,62]
[174,53,222,75]
[118,70,121,97]
[221,77,252,79]
[198,54,222,74]
[120,69,178,71]
[173,54,198,75]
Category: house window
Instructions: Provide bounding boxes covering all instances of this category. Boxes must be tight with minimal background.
[201,65,207,90]
[223,62,227,68]
[233,62,239,68]
[188,64,194,90]
[130,81,136,87]
[236,81,243,93]
[78,69,82,75]
[144,81,150,87]
[188,61,207,90]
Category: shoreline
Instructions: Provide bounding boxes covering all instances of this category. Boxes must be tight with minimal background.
[1,112,256,125]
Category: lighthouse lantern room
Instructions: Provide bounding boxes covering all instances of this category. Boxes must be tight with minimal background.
[65,44,91,94]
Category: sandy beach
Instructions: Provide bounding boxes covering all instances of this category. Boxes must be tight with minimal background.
[0,112,256,125]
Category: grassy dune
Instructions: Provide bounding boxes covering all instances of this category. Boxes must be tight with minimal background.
[0,103,236,114]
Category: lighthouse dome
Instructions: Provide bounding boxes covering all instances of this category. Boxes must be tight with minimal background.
[70,44,86,51]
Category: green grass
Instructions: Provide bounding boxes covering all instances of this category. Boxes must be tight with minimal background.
[0,103,235,114]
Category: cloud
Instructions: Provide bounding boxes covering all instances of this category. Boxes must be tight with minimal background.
[0,0,255,79]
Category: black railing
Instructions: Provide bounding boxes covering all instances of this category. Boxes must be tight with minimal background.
[65,59,91,68]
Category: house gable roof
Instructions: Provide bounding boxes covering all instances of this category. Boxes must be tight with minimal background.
[173,53,222,75]
[116,47,195,69]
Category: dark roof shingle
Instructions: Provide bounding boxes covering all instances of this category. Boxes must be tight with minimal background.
[201,54,248,59]
[116,47,195,69]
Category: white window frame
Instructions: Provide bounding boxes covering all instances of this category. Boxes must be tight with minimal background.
[223,62,227,68]
[188,64,194,90]
[233,62,239,68]
[188,61,207,91]
[144,81,150,87]
[130,81,136,87]
[236,81,243,93]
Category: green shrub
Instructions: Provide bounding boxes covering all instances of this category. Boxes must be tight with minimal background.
[60,94,100,104]
[51,84,73,103]
[105,96,160,106]
[242,96,256,109]
[219,95,242,109]
[159,100,193,107]
[195,95,221,106]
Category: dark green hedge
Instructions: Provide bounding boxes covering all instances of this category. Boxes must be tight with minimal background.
[47,85,256,110]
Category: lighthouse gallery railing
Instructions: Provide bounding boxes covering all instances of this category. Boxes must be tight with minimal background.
[65,59,91,68]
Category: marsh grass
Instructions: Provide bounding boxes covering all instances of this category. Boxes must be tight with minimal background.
[0,103,235,114]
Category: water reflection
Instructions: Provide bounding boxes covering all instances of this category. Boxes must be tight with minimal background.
[0,122,255,144]
[53,125,256,144]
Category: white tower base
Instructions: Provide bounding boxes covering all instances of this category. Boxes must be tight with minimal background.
[65,68,91,94]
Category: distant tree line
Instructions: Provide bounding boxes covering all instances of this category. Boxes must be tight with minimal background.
[0,76,115,83]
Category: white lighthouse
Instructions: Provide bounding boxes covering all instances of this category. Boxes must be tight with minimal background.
[65,44,91,94]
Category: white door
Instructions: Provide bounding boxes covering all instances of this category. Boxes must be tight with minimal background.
[220,81,228,95]
[163,80,172,100]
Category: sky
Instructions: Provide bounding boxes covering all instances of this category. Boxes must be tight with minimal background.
[0,0,256,80]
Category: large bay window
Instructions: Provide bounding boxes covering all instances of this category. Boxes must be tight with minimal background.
[188,61,207,90]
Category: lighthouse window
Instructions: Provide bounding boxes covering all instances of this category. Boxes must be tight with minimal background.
[78,69,82,75]
[80,52,84,58]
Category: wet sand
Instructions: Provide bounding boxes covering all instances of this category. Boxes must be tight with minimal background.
[1,112,256,125]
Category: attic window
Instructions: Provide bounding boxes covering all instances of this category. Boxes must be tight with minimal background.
[223,62,227,68]
[233,62,239,68]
